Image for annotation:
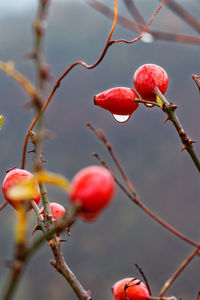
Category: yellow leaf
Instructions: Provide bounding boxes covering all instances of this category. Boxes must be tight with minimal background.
[0,115,4,130]
[7,179,37,201]
[156,94,163,108]
[15,208,27,244]
[35,170,71,192]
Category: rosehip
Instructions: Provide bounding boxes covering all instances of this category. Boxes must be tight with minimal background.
[94,87,139,122]
[2,168,41,211]
[40,202,66,220]
[133,64,168,102]
[69,166,115,221]
[112,278,150,300]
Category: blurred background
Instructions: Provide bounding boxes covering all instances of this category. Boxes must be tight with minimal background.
[0,0,200,299]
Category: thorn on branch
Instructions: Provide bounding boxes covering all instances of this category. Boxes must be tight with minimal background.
[163,116,170,124]
[169,104,179,111]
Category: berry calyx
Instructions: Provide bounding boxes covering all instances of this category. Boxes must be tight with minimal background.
[112,278,150,300]
[2,168,41,211]
[40,202,66,220]
[133,64,168,103]
[94,87,139,122]
[69,165,115,221]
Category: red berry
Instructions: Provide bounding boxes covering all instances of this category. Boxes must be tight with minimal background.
[2,168,41,211]
[40,202,66,220]
[69,166,115,221]
[94,87,139,121]
[112,278,150,300]
[133,64,168,102]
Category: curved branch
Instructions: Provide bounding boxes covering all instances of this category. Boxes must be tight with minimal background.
[21,0,167,169]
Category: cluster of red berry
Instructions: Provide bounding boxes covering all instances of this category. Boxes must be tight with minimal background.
[2,166,115,222]
[94,64,168,122]
[1,65,169,299]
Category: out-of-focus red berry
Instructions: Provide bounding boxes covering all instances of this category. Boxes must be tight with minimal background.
[40,202,66,220]
[133,64,168,102]
[69,166,115,221]
[112,278,150,300]
[2,168,41,211]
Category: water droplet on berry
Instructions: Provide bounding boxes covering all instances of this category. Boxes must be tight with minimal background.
[144,103,154,108]
[141,32,154,43]
[112,114,130,123]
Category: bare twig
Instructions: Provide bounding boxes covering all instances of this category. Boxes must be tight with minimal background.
[159,247,200,296]
[0,61,41,107]
[135,264,152,296]
[123,0,146,26]
[159,0,200,33]
[21,0,167,169]
[85,0,200,45]
[0,201,8,211]
[88,124,198,248]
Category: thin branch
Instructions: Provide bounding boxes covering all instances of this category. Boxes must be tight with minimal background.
[135,264,152,296]
[0,61,41,107]
[88,130,198,248]
[85,0,200,45]
[159,0,200,33]
[159,247,200,297]
[123,0,146,26]
[111,0,168,44]
[50,241,91,300]
[21,0,167,169]
[0,201,8,211]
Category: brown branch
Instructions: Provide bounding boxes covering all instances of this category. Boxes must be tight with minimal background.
[159,247,200,297]
[159,0,200,33]
[50,241,91,300]
[0,61,41,107]
[29,204,91,300]
[85,0,200,45]
[123,0,146,26]
[1,242,28,300]
[33,0,51,90]
[88,125,198,248]
[21,0,167,169]
[135,264,152,296]
[0,201,8,211]
[110,0,168,45]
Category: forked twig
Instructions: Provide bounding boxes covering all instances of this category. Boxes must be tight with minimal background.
[87,123,198,248]
[85,0,200,45]
[159,0,200,33]
[88,123,200,296]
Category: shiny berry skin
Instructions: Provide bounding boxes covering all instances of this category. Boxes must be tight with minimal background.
[94,87,139,115]
[112,278,150,300]
[40,202,66,220]
[69,166,115,220]
[133,64,168,101]
[2,168,41,211]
